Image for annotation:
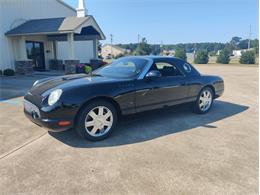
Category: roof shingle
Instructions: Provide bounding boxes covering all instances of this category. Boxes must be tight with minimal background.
[5,16,90,36]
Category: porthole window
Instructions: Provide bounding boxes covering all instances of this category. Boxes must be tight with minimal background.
[183,63,192,73]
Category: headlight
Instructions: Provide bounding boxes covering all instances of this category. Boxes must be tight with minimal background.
[48,89,62,106]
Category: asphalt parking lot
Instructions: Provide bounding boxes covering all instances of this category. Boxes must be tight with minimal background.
[0,64,258,194]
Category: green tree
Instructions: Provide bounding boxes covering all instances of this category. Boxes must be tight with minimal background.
[216,48,230,64]
[134,38,152,55]
[230,36,242,49]
[174,48,187,61]
[239,51,256,64]
[238,39,249,49]
[224,43,234,55]
[194,50,209,64]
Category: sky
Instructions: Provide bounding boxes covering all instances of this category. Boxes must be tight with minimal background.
[64,0,259,44]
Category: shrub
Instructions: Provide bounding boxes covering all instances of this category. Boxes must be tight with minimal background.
[216,49,230,64]
[194,50,209,64]
[239,50,255,64]
[3,69,15,76]
[84,65,92,73]
[174,48,187,61]
[0,70,2,76]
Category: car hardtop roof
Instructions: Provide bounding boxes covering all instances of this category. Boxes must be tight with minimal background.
[120,56,183,61]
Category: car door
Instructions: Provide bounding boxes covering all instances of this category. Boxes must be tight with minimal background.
[176,60,202,101]
[135,59,189,112]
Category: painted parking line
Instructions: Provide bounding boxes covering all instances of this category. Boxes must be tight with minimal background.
[0,99,23,105]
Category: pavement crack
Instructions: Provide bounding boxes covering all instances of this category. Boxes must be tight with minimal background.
[0,132,47,161]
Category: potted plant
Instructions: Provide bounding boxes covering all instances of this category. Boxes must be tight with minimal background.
[84,65,92,74]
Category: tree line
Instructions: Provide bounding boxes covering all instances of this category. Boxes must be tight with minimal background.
[115,37,259,64]
[117,37,258,54]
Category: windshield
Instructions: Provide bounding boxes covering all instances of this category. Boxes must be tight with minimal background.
[93,58,149,79]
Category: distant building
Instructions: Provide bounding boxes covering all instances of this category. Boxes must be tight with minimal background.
[232,48,254,57]
[186,52,195,63]
[161,50,175,56]
[101,44,130,59]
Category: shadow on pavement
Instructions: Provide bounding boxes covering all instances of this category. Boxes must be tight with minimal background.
[49,100,248,148]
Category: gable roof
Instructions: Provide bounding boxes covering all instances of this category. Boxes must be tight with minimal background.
[5,16,105,40]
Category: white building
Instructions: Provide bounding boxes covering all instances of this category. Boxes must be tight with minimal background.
[0,0,105,73]
[232,48,254,57]
[101,44,130,59]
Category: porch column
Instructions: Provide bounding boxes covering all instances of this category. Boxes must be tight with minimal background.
[18,36,28,60]
[67,33,75,59]
[64,33,79,74]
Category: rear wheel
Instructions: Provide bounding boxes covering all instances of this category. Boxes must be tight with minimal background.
[194,87,214,114]
[75,100,118,141]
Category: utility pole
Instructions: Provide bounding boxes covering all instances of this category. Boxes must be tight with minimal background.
[138,34,140,44]
[160,41,163,55]
[110,34,113,57]
[248,25,252,49]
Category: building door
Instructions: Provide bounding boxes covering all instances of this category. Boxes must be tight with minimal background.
[26,41,45,70]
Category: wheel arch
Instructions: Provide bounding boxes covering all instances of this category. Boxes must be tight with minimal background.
[74,96,122,124]
[202,85,216,98]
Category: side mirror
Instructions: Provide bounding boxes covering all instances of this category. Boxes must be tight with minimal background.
[145,70,162,80]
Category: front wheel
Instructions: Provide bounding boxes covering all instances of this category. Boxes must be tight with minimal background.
[194,87,214,114]
[75,100,118,141]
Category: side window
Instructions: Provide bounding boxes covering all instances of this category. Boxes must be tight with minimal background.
[183,63,192,73]
[177,59,200,76]
[151,62,183,77]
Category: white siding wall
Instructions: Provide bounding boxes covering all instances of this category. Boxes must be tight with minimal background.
[57,41,94,63]
[0,0,76,70]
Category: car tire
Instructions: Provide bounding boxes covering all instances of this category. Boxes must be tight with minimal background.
[75,100,118,141]
[194,87,214,114]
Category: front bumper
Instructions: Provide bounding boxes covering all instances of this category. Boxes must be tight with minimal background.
[24,109,73,132]
[215,89,224,98]
[23,96,77,132]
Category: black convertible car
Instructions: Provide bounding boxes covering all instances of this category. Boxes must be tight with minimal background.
[24,56,224,141]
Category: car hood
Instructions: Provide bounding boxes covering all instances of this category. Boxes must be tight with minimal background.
[29,74,117,96]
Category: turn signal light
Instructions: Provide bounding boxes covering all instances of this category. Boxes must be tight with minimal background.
[58,121,71,126]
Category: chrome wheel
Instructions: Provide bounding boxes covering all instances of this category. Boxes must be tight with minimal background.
[199,90,212,112]
[85,106,113,137]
